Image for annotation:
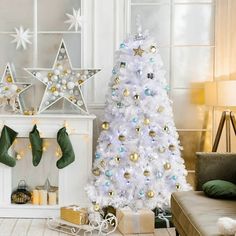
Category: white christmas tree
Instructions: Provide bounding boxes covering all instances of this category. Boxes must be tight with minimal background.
[86,26,191,211]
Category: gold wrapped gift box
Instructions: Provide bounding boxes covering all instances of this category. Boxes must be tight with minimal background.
[60,205,89,225]
[117,208,155,235]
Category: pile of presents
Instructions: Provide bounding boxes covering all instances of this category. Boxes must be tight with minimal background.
[60,205,173,235]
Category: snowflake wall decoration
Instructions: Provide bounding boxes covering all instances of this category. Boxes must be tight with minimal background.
[11,26,32,50]
[65,8,83,32]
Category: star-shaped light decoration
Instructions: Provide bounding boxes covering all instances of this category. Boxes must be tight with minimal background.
[133,46,145,57]
[25,40,100,114]
[0,63,32,113]
[65,8,83,32]
[11,26,32,50]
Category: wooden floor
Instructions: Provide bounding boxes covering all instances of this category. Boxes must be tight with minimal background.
[0,218,175,236]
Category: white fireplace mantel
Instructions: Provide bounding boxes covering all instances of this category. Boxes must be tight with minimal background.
[0,114,95,218]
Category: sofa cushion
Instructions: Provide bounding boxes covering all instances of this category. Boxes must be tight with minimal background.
[171,191,236,236]
[202,180,236,199]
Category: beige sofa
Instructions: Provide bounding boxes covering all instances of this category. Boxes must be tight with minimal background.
[171,153,236,236]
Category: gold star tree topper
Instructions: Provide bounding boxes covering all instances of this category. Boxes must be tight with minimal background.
[0,63,32,113]
[25,40,100,114]
[133,45,145,57]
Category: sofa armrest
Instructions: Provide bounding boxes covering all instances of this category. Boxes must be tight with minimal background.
[195,152,236,191]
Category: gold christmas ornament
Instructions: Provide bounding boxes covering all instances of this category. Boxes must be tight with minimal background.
[108,191,114,196]
[129,152,139,162]
[144,118,150,125]
[176,183,180,190]
[92,168,101,176]
[133,94,140,100]
[143,170,150,177]
[78,79,84,85]
[123,89,130,97]
[118,134,125,142]
[47,72,53,78]
[149,130,156,137]
[93,203,100,212]
[16,88,21,93]
[146,190,155,198]
[135,126,141,133]
[158,146,166,153]
[133,46,145,57]
[157,106,164,113]
[50,86,57,92]
[100,160,105,168]
[169,144,176,151]
[102,121,110,130]
[114,77,120,85]
[6,76,13,83]
[115,156,121,163]
[124,172,131,179]
[164,162,171,170]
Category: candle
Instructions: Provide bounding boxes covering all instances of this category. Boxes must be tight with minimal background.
[39,190,47,205]
[48,191,57,205]
[32,190,39,205]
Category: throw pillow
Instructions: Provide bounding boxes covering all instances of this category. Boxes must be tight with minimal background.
[202,180,236,199]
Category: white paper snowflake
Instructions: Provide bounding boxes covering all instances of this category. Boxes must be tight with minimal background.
[11,26,32,50]
[65,8,82,32]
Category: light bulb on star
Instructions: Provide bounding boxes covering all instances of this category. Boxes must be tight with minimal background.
[65,8,83,32]
[11,26,32,50]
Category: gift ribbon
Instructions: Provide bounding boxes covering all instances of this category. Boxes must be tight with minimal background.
[132,211,140,233]
[157,213,170,228]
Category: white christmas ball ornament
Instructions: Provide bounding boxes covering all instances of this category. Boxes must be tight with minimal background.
[57,65,63,71]
[10,84,18,91]
[62,79,67,85]
[77,100,83,106]
[56,84,61,88]
[54,69,60,75]
[69,90,74,95]
[67,81,75,90]
[43,77,49,83]
[76,73,81,78]
[53,91,59,96]
[36,72,41,78]
[52,75,58,81]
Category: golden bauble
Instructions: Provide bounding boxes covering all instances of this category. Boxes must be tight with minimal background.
[100,160,105,168]
[129,152,139,162]
[92,168,101,176]
[144,118,150,125]
[48,72,53,78]
[169,144,176,151]
[6,76,13,83]
[149,130,156,137]
[176,183,180,190]
[50,86,57,92]
[133,94,140,100]
[158,147,166,153]
[118,134,126,142]
[143,170,150,177]
[150,45,157,53]
[135,126,141,133]
[78,79,84,85]
[114,77,120,84]
[123,89,130,97]
[108,191,114,196]
[157,106,164,113]
[124,172,131,179]
[93,203,100,212]
[146,190,155,198]
[4,87,9,91]
[102,121,110,130]
[164,162,171,170]
[16,88,21,93]
[115,156,121,163]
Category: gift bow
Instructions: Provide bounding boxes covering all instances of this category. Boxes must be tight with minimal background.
[157,212,171,228]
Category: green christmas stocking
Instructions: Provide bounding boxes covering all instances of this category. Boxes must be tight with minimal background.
[56,127,75,169]
[29,124,43,166]
[0,125,18,167]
